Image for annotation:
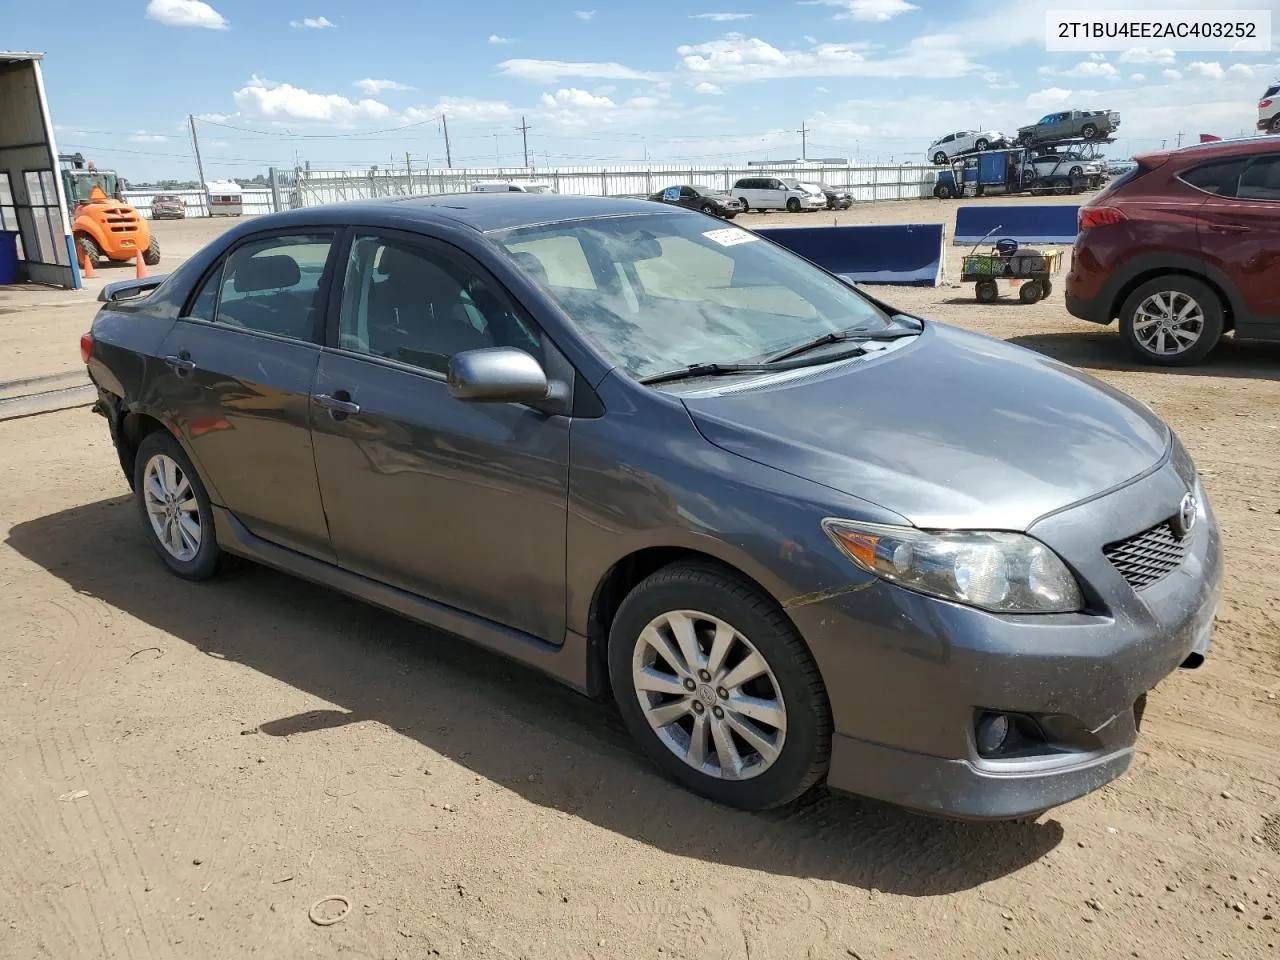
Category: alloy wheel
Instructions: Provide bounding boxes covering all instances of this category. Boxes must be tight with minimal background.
[1133,291,1205,357]
[631,609,787,781]
[142,453,202,562]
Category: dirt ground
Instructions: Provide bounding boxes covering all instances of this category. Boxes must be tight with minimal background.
[1,198,1278,960]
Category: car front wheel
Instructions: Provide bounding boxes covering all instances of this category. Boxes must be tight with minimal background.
[1118,275,1224,366]
[932,151,948,165]
[133,430,222,580]
[608,563,831,810]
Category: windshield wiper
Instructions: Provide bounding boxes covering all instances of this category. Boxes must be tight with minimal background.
[638,362,778,386]
[765,325,920,364]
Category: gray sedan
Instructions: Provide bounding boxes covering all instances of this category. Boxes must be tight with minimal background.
[82,194,1222,818]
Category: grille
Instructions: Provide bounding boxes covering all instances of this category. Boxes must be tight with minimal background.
[1103,520,1187,589]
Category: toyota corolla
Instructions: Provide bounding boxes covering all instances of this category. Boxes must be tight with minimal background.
[81,194,1222,819]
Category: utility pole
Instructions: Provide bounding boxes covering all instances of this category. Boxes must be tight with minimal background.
[1175,131,1185,148]
[798,121,808,161]
[406,152,412,194]
[516,116,531,167]
[494,132,501,166]
[441,114,453,168]
[187,114,207,193]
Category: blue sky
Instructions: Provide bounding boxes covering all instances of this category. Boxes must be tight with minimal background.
[3,0,1277,180]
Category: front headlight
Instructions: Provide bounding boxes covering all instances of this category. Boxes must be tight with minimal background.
[822,519,1084,614]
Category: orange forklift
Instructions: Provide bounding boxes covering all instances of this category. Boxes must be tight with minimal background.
[59,153,160,268]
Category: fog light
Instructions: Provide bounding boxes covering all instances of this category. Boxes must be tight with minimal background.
[976,713,1012,756]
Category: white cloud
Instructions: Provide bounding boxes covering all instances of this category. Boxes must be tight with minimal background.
[355,78,413,94]
[1130,72,1145,82]
[129,131,170,142]
[626,96,662,108]
[573,9,596,20]
[1118,47,1175,64]
[145,0,227,29]
[690,12,754,20]
[676,33,972,82]
[290,16,335,28]
[803,35,818,44]
[233,76,392,124]
[1163,68,1182,80]
[500,58,658,82]
[803,0,918,21]
[1188,61,1225,80]
[1061,60,1118,79]
[1025,86,1072,110]
[815,85,829,93]
[488,34,512,44]
[1228,63,1260,78]
[693,81,725,94]
[540,88,615,109]
[405,98,515,123]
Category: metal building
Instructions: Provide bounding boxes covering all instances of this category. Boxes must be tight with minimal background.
[0,52,79,288]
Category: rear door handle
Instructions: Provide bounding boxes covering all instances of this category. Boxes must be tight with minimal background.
[163,354,196,374]
[313,393,361,416]
[1206,223,1249,233]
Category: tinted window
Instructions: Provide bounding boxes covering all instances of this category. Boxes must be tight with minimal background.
[496,212,890,382]
[940,134,955,144]
[210,234,333,340]
[1179,158,1248,195]
[337,234,539,376]
[1236,156,1280,201]
[185,267,220,321]
[1265,84,1280,98]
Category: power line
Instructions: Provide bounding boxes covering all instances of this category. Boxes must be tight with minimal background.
[194,115,441,138]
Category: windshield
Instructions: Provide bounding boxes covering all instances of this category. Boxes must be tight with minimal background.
[496,212,891,381]
[66,171,119,202]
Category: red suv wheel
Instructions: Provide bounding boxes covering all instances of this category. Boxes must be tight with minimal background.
[1118,276,1224,366]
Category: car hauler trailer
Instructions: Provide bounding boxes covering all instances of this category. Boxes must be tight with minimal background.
[933,141,1109,199]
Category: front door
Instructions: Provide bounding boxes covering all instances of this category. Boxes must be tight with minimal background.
[309,229,570,642]
[1197,153,1280,335]
[157,230,339,561]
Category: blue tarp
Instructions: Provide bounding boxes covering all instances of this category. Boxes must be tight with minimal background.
[756,223,945,286]
[953,205,1080,245]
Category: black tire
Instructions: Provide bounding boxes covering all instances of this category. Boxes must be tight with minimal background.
[77,234,101,265]
[1051,178,1070,196]
[143,236,162,266]
[975,279,999,303]
[700,203,716,216]
[934,183,955,200]
[608,562,832,811]
[1081,123,1099,140]
[1118,275,1224,367]
[974,138,989,152]
[738,198,750,213]
[933,151,948,165]
[1270,116,1280,135]
[1042,277,1054,298]
[786,197,801,213]
[133,430,222,581]
[1019,280,1043,303]
[1069,165,1083,177]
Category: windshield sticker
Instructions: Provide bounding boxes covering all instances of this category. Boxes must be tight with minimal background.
[703,227,759,247]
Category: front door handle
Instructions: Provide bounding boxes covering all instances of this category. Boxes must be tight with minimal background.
[313,392,361,417]
[1206,222,1249,233]
[164,354,196,374]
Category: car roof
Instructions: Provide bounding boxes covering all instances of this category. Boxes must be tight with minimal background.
[1135,135,1280,166]
[243,193,676,234]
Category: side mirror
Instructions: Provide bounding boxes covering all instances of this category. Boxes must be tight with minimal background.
[447,347,549,403]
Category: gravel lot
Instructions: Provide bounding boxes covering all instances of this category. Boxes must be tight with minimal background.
[1,198,1277,960]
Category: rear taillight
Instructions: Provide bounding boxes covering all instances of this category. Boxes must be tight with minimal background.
[1261,99,1274,108]
[79,332,94,364]
[1079,207,1128,231]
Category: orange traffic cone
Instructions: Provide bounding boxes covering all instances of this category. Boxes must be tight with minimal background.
[135,245,149,279]
[79,247,95,279]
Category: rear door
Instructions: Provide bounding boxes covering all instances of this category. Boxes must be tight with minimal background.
[1196,153,1280,334]
[157,230,339,561]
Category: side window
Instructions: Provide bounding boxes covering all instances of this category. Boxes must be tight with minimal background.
[338,234,540,376]
[209,233,334,341]
[1236,157,1280,201]
[680,187,697,199]
[1179,159,1247,196]
[184,265,220,321]
[940,133,955,144]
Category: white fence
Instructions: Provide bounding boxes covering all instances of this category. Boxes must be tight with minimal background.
[122,188,276,219]
[296,163,939,208]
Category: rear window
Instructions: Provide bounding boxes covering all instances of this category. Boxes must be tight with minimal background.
[1178,158,1248,196]
[1265,84,1280,98]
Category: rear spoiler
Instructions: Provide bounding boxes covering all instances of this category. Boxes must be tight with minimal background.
[98,275,169,303]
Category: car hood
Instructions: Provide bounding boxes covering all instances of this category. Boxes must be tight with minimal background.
[681,324,1170,530]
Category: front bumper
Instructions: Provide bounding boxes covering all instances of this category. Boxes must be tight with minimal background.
[790,448,1223,819]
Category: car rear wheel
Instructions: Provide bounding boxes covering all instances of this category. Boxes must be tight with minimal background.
[1270,116,1280,134]
[608,563,831,810]
[933,151,948,165]
[1119,276,1224,366]
[133,431,222,580]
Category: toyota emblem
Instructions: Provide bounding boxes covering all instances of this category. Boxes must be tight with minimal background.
[1174,492,1198,539]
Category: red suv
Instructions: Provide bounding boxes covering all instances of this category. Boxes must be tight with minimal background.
[1065,137,1280,365]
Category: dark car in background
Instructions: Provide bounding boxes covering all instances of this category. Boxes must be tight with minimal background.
[150,194,186,220]
[1066,137,1280,365]
[81,194,1220,819]
[647,184,742,219]
[813,183,852,210]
